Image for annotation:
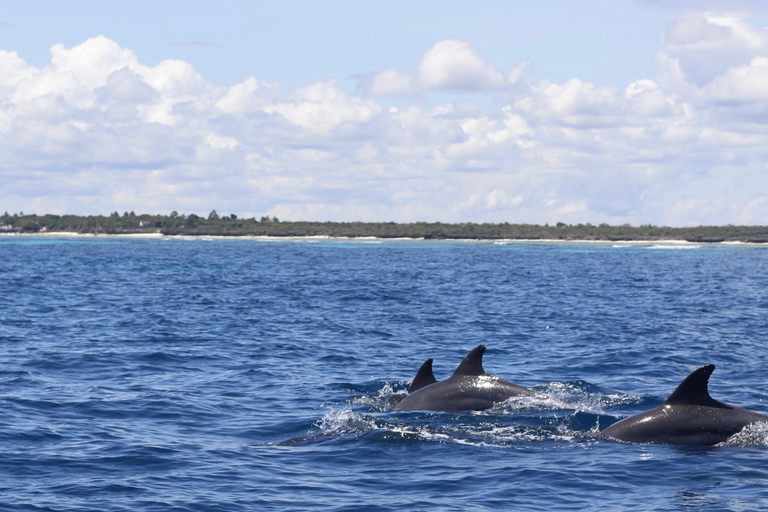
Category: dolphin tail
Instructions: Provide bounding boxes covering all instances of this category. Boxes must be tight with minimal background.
[409,359,437,393]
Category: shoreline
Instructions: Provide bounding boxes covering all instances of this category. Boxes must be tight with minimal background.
[2,231,766,245]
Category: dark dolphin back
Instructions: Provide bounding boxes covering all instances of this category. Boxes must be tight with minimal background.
[599,364,768,445]
[396,345,532,411]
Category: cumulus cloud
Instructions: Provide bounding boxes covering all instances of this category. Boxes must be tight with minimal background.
[50,35,136,89]
[360,40,525,96]
[2,22,768,226]
[658,12,768,88]
[263,80,381,134]
[418,39,507,90]
[704,56,768,102]
[0,50,36,94]
[357,69,419,97]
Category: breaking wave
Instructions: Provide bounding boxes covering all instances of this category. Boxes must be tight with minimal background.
[646,244,702,250]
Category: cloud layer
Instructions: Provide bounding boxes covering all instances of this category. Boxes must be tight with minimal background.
[2,13,768,226]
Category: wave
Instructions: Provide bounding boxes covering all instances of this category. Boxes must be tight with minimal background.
[300,379,768,449]
[309,406,592,447]
[645,244,702,250]
[285,381,633,448]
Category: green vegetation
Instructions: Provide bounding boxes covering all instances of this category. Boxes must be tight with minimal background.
[1,211,768,242]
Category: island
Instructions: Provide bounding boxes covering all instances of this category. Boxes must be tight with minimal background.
[2,211,767,243]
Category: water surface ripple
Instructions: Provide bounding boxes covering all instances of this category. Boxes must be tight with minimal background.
[1,237,767,511]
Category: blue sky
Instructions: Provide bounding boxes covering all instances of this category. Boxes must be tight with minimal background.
[2,1,671,88]
[2,0,768,225]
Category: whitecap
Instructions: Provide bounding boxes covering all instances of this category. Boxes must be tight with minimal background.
[646,244,701,250]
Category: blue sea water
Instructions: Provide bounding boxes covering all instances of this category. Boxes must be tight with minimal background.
[1,236,768,511]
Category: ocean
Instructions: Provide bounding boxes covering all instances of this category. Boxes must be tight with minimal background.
[1,236,767,511]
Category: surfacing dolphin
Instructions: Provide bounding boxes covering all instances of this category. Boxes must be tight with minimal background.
[600,364,768,445]
[408,358,437,393]
[396,345,535,411]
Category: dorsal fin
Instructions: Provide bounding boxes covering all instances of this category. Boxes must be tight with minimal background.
[452,345,487,377]
[409,359,437,393]
[664,364,721,406]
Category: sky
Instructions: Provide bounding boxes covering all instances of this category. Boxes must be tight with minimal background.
[1,1,768,226]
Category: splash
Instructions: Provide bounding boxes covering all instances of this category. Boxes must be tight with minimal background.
[311,381,628,447]
[314,406,578,447]
[317,407,378,436]
[526,381,640,413]
[351,382,406,412]
[315,407,451,443]
[719,422,768,447]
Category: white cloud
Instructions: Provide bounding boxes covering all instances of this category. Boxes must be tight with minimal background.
[360,40,524,96]
[532,78,621,125]
[49,35,137,89]
[2,25,768,226]
[418,39,507,90]
[508,60,532,85]
[519,78,677,130]
[659,12,768,87]
[205,133,239,150]
[625,79,672,116]
[0,50,37,94]
[97,67,158,105]
[263,80,381,135]
[704,56,768,102]
[358,69,419,96]
[738,195,768,224]
[216,76,277,114]
[485,188,523,210]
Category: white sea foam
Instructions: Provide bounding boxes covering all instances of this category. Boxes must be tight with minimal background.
[317,406,452,443]
[317,407,376,435]
[351,383,404,412]
[315,381,644,447]
[492,393,570,413]
[532,381,639,412]
[315,401,601,448]
[719,422,768,447]
[646,244,702,250]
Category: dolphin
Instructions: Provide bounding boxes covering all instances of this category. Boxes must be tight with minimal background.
[408,358,437,393]
[600,364,768,445]
[396,345,535,411]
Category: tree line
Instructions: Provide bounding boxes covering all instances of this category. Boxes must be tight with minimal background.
[2,211,768,242]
